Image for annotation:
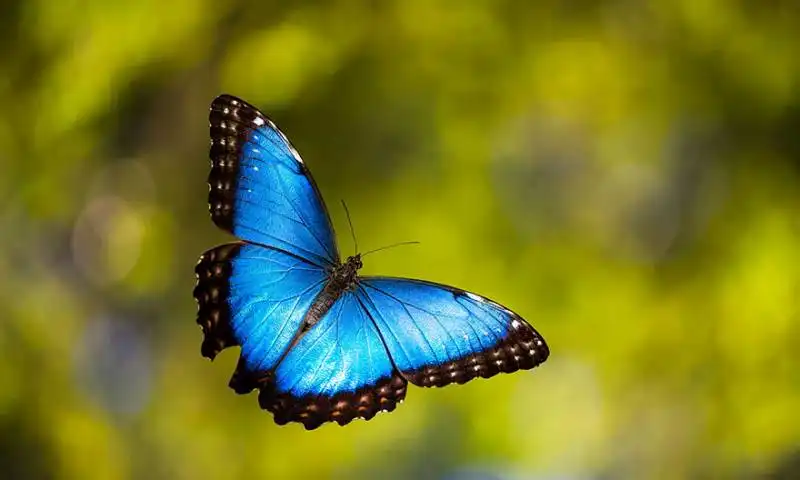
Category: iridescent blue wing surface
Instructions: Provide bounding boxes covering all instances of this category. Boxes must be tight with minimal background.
[194,243,327,391]
[357,277,549,387]
[260,291,407,430]
[208,94,339,267]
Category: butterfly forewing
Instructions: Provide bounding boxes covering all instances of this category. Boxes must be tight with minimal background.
[357,277,549,387]
[208,95,339,267]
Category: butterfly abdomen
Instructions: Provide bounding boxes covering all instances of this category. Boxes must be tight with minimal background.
[300,283,340,333]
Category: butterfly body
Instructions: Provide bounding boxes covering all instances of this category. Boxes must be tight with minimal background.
[195,94,549,430]
[297,254,362,338]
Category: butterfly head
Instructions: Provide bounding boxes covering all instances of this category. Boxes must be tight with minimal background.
[345,254,363,272]
[331,254,363,289]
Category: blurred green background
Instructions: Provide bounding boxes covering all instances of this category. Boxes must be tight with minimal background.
[1,1,799,479]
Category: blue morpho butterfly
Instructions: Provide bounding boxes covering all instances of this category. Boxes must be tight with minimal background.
[194,94,549,430]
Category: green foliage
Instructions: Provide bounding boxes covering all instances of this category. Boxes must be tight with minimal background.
[1,1,799,478]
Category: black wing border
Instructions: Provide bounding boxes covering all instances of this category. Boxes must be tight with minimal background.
[356,275,550,387]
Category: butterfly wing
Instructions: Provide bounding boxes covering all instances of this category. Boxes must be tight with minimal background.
[357,277,549,387]
[208,94,339,267]
[194,242,329,392]
[259,291,407,430]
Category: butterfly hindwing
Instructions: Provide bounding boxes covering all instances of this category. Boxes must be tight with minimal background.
[357,277,549,387]
[194,242,328,392]
[259,291,407,430]
[194,243,242,360]
[209,95,339,267]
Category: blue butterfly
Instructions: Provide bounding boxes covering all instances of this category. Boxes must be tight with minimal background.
[194,94,549,430]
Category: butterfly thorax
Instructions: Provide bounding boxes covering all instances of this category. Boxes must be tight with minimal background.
[299,254,362,334]
[332,254,363,288]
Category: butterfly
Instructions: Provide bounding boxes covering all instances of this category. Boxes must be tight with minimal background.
[194,94,550,430]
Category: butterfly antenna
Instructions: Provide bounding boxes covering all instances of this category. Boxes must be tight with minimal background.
[361,241,421,257]
[341,200,358,254]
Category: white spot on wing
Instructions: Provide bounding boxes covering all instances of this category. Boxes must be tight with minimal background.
[288,147,304,164]
[252,116,266,126]
[274,130,304,164]
[465,292,484,303]
[511,319,522,329]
